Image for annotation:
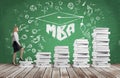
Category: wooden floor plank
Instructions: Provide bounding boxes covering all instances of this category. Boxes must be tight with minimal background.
[94,67,115,78]
[52,68,60,78]
[43,67,52,78]
[73,67,87,78]
[81,68,97,78]
[24,67,39,78]
[33,67,46,78]
[67,67,78,78]
[60,68,69,78]
[0,64,120,78]
[0,66,20,78]
[87,67,106,78]
[6,67,26,78]
[15,67,32,78]
[0,64,9,71]
[0,65,15,75]
[101,66,120,78]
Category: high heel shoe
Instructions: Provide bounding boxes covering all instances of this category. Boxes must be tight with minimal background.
[12,62,18,66]
[19,58,24,61]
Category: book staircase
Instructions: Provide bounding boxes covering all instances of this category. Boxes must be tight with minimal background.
[35,52,51,67]
[92,28,110,67]
[19,59,33,67]
[54,46,70,67]
[73,39,90,67]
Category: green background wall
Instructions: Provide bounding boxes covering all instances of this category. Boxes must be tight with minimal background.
[0,0,120,64]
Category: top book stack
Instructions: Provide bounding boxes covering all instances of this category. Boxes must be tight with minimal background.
[92,27,110,67]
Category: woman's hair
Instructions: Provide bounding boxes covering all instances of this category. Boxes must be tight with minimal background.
[13,26,18,32]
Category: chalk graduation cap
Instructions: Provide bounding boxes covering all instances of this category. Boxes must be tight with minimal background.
[36,12,84,41]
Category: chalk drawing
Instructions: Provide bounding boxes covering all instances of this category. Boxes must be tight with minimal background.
[73,8,79,14]
[87,5,93,16]
[67,2,74,10]
[41,6,48,14]
[37,2,42,8]
[32,29,38,34]
[32,35,41,44]
[34,20,39,26]
[21,43,26,48]
[25,29,29,32]
[45,1,54,8]
[29,5,37,12]
[86,23,91,27]
[32,48,36,53]
[25,56,33,61]
[59,1,63,6]
[75,0,81,5]
[90,17,95,24]
[25,14,29,19]
[96,16,101,21]
[27,44,33,48]
[55,6,61,12]
[21,34,28,40]
[80,18,84,27]
[41,37,46,42]
[82,1,87,6]
[19,24,28,31]
[28,20,34,24]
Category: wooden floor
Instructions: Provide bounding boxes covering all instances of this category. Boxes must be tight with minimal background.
[0,64,120,78]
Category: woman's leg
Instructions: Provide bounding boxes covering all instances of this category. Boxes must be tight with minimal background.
[13,52,16,64]
[20,48,24,59]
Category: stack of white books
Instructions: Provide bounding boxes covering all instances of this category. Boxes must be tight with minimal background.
[73,39,90,67]
[34,52,51,67]
[19,60,33,67]
[92,28,110,67]
[54,46,70,67]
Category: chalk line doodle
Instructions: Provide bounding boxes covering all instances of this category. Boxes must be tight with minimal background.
[29,5,37,12]
[96,16,101,21]
[28,20,34,24]
[36,12,84,25]
[21,43,26,48]
[86,23,91,27]
[41,37,46,42]
[32,35,41,44]
[19,24,28,31]
[41,6,48,14]
[25,14,29,19]
[90,17,95,24]
[27,44,33,48]
[59,1,63,6]
[55,6,62,12]
[32,48,36,53]
[37,2,42,8]
[87,5,93,16]
[80,18,84,27]
[73,7,79,14]
[45,1,54,8]
[25,29,29,32]
[32,29,38,34]
[82,1,87,6]
[21,34,28,40]
[75,0,81,5]
[25,56,33,61]
[34,20,39,26]
[67,2,74,10]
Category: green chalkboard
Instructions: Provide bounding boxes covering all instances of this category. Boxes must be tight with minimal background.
[0,0,120,64]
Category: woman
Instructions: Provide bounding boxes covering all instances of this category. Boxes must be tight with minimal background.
[12,26,24,65]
